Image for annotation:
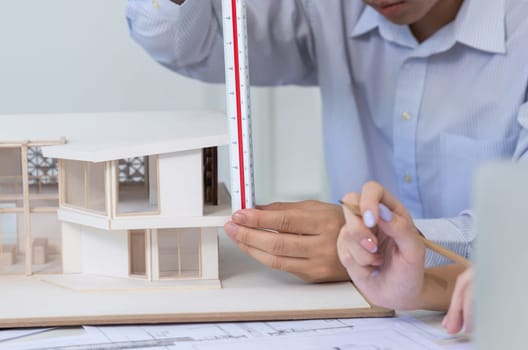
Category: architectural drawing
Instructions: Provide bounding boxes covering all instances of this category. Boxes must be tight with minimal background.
[1,315,469,350]
[0,112,231,290]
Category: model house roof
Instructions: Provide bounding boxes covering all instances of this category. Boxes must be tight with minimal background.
[1,111,228,162]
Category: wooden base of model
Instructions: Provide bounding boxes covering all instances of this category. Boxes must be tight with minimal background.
[0,233,392,328]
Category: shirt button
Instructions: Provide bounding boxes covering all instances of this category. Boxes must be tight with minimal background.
[404,175,413,183]
[402,112,412,121]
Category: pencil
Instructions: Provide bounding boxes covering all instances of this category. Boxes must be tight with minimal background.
[338,200,471,268]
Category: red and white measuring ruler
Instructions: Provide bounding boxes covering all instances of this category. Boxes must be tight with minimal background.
[222,0,255,212]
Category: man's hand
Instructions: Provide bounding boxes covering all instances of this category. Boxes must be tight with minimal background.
[224,200,350,283]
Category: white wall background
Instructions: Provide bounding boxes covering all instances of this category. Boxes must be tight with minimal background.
[0,0,328,204]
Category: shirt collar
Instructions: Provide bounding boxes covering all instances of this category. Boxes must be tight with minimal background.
[455,0,506,54]
[350,4,379,38]
[350,0,506,54]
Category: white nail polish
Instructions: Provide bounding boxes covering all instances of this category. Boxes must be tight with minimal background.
[363,210,376,228]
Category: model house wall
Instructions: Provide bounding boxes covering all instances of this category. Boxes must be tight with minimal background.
[61,221,82,274]
[158,151,203,218]
[81,227,129,279]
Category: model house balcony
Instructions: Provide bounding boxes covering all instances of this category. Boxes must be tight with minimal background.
[41,112,232,231]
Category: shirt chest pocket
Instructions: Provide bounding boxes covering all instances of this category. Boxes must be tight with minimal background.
[438,133,518,212]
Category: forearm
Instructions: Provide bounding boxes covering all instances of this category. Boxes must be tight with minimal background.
[127,0,226,82]
[127,0,317,85]
[416,264,466,311]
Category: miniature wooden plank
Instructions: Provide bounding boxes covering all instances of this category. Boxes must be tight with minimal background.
[0,234,393,328]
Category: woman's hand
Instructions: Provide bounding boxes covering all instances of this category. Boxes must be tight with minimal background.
[337,181,427,309]
[443,268,474,334]
[338,180,470,321]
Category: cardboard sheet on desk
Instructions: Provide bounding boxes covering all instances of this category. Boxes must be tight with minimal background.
[0,232,393,328]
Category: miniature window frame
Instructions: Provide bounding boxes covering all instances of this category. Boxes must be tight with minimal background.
[59,160,109,216]
[113,155,160,217]
[156,228,202,280]
[27,146,59,209]
[128,229,152,280]
[0,147,24,208]
[30,212,63,275]
[0,140,64,276]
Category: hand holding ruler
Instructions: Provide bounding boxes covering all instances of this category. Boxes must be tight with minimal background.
[221,0,255,212]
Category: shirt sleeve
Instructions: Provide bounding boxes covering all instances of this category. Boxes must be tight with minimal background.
[415,100,528,267]
[414,212,475,267]
[126,0,317,85]
[126,0,226,83]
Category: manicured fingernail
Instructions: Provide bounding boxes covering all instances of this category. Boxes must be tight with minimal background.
[233,211,247,224]
[363,210,376,228]
[360,237,378,253]
[371,268,379,277]
[379,203,393,222]
[224,222,239,238]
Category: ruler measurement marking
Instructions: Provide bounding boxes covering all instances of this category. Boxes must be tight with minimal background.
[223,0,255,212]
[230,0,247,210]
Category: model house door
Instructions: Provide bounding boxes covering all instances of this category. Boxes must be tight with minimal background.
[129,230,147,278]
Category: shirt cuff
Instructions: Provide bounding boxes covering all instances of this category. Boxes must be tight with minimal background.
[414,213,475,267]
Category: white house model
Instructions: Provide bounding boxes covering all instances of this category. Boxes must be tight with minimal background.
[0,112,231,290]
[0,112,382,328]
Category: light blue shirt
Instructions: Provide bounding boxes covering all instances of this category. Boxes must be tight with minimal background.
[127,0,528,265]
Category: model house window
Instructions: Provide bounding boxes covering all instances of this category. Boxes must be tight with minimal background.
[0,148,25,274]
[129,230,147,277]
[0,148,23,208]
[62,160,106,214]
[28,147,59,208]
[158,228,200,279]
[0,143,62,276]
[86,162,106,212]
[30,213,61,274]
[0,212,25,274]
[116,156,159,215]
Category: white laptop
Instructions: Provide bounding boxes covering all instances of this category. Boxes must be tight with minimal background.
[474,162,528,349]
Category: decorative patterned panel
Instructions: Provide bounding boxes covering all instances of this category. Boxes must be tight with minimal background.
[203,147,218,205]
[118,157,146,184]
[27,147,58,185]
